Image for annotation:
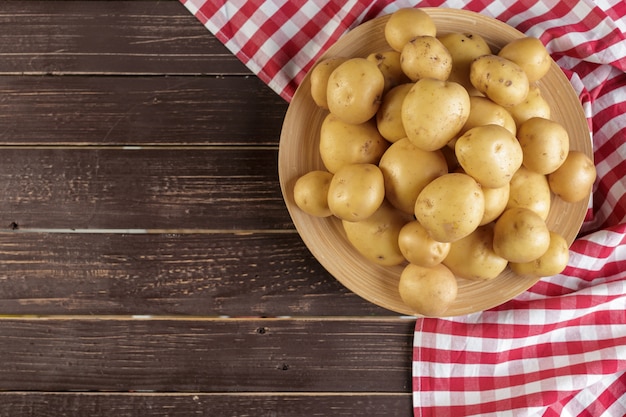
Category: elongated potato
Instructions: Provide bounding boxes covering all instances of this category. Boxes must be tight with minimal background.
[498,37,551,83]
[470,54,529,107]
[400,35,452,81]
[293,170,334,217]
[310,57,348,109]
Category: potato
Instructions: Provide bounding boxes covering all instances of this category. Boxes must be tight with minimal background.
[398,220,451,267]
[470,54,529,107]
[402,78,471,151]
[498,37,551,83]
[510,231,569,277]
[293,170,334,217]
[342,200,411,266]
[398,263,458,316]
[517,117,570,175]
[455,124,523,188]
[310,57,348,109]
[414,173,485,243]
[548,150,596,203]
[375,83,413,142]
[443,224,508,281]
[378,138,448,214]
[460,96,517,136]
[384,8,437,52]
[327,163,385,222]
[400,35,452,81]
[319,114,389,173]
[480,183,510,225]
[367,50,410,94]
[507,165,551,220]
[438,32,492,94]
[493,207,551,263]
[327,57,385,124]
[508,85,551,127]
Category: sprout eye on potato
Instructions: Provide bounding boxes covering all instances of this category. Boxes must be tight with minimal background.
[290,7,595,316]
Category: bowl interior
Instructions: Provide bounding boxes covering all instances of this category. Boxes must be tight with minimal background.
[278,8,592,316]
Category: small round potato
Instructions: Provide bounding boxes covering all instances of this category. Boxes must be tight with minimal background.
[493,207,551,263]
[402,78,471,151]
[443,224,509,281]
[384,8,437,52]
[398,220,451,267]
[460,96,517,136]
[438,32,492,94]
[319,114,389,174]
[375,83,413,142]
[455,124,523,188]
[480,183,510,225]
[517,117,570,175]
[327,163,385,222]
[548,151,596,203]
[414,173,485,243]
[510,231,570,277]
[508,85,551,127]
[398,263,458,316]
[378,138,448,214]
[498,37,551,83]
[293,170,334,217]
[310,57,348,109]
[507,166,551,220]
[470,54,529,107]
[400,35,452,82]
[367,50,411,94]
[342,201,412,266]
[327,57,385,125]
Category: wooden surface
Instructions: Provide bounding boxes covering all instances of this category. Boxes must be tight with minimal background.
[0,1,415,415]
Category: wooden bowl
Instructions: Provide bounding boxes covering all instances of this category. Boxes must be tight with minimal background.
[278,8,592,316]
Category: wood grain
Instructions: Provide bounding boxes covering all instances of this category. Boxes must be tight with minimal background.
[0,318,414,392]
[0,392,412,417]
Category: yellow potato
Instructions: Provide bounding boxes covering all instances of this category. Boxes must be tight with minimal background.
[398,263,458,316]
[493,207,551,263]
[414,173,485,243]
[518,117,570,175]
[402,78,471,151]
[398,220,451,267]
[510,231,570,277]
[400,35,452,82]
[327,163,385,222]
[443,224,509,281]
[508,84,551,128]
[548,151,596,203]
[293,170,334,217]
[319,114,389,174]
[367,50,410,94]
[480,183,510,225]
[384,8,437,52]
[327,57,385,124]
[507,166,551,220]
[438,32,492,94]
[455,124,523,188]
[378,138,448,214]
[375,83,413,142]
[470,54,529,107]
[460,96,517,136]
[498,37,551,83]
[310,57,348,109]
[342,200,412,266]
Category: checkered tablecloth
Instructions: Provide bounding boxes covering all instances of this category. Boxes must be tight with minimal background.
[181,0,626,415]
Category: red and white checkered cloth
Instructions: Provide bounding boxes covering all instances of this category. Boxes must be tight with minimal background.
[181,0,626,415]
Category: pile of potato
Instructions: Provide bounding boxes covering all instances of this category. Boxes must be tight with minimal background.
[293,8,596,316]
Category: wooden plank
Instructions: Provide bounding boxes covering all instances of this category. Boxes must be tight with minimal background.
[0,232,394,316]
[0,392,413,417]
[0,148,294,230]
[0,76,288,146]
[0,1,249,75]
[0,318,415,392]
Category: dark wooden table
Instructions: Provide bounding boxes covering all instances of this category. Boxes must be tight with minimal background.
[0,1,415,415]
